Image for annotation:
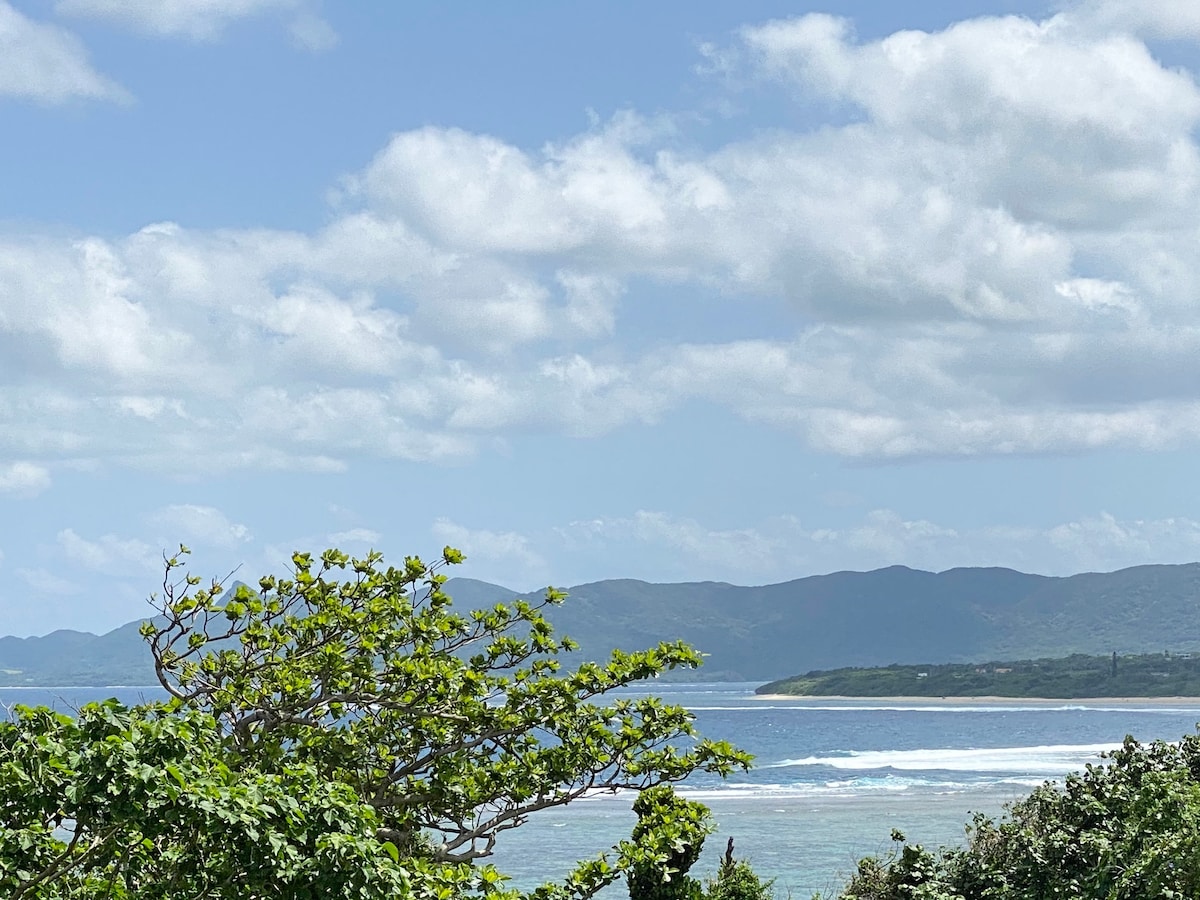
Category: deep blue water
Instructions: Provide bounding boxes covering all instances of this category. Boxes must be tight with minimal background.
[0,687,165,711]
[7,683,1200,899]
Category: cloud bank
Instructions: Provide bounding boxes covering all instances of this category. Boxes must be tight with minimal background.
[4,7,1200,479]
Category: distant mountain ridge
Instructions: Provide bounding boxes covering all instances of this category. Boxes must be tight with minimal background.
[3,563,1200,685]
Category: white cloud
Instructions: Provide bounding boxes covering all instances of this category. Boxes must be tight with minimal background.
[844,510,959,562]
[1042,513,1200,573]
[742,13,1200,141]
[6,9,1200,468]
[343,115,724,265]
[0,236,202,389]
[1069,0,1200,41]
[150,505,252,548]
[243,283,429,378]
[771,22,1177,226]
[57,528,157,575]
[431,518,548,588]
[0,1,125,103]
[591,510,789,575]
[560,509,1200,585]
[55,0,333,45]
[326,528,380,546]
[0,461,51,496]
[16,566,81,596]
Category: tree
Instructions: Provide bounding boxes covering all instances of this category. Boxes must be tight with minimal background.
[106,544,752,899]
[0,700,440,899]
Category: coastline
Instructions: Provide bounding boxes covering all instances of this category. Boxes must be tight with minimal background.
[752,694,1200,704]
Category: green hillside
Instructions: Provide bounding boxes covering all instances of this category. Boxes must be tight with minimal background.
[759,652,1200,698]
[537,563,1200,681]
[3,564,1200,685]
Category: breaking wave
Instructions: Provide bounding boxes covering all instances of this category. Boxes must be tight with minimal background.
[762,744,1121,774]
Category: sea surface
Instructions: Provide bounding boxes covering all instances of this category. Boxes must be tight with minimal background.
[486,683,1200,899]
[6,683,1200,899]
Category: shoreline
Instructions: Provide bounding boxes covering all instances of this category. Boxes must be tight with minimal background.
[752,693,1200,704]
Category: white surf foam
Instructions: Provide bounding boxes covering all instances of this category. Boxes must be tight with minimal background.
[688,704,1200,713]
[675,774,1048,801]
[763,743,1121,773]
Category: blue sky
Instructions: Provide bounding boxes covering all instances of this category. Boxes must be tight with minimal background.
[4,0,1200,636]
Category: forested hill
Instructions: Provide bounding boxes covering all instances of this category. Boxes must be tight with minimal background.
[759,653,1200,698]
[3,563,1200,685]
[533,563,1200,680]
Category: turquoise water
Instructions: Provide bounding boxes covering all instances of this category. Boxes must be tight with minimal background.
[7,684,1200,899]
[485,683,1200,898]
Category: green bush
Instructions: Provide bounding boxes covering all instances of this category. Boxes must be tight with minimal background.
[627,786,710,900]
[705,858,774,900]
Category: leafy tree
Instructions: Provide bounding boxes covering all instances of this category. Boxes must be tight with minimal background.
[46,543,748,900]
[0,699,444,899]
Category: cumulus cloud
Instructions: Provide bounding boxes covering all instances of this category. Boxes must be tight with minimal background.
[326,528,380,546]
[57,528,157,575]
[1042,512,1200,573]
[150,505,252,548]
[1068,0,1200,41]
[0,462,51,496]
[0,236,202,389]
[739,13,1200,231]
[6,8,1200,468]
[344,116,692,258]
[55,0,333,46]
[0,1,125,103]
[431,518,548,588]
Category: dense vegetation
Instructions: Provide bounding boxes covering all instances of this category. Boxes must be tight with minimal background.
[836,733,1200,899]
[10,563,1200,684]
[760,652,1200,698]
[0,546,765,899]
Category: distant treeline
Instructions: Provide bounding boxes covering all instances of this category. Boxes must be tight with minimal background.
[758,652,1200,697]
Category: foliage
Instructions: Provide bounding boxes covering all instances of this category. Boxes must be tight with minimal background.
[836,833,962,900]
[704,848,775,900]
[761,652,1200,698]
[836,734,1200,900]
[0,545,753,898]
[626,786,711,900]
[0,699,443,899]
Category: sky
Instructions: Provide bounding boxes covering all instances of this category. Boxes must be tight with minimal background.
[4,0,1200,636]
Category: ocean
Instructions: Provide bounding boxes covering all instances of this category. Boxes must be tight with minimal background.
[485,683,1200,899]
[6,683,1200,899]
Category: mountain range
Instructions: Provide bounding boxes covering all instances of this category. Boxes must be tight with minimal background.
[3,562,1200,685]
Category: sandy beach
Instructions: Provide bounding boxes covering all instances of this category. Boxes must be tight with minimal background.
[752,694,1200,704]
